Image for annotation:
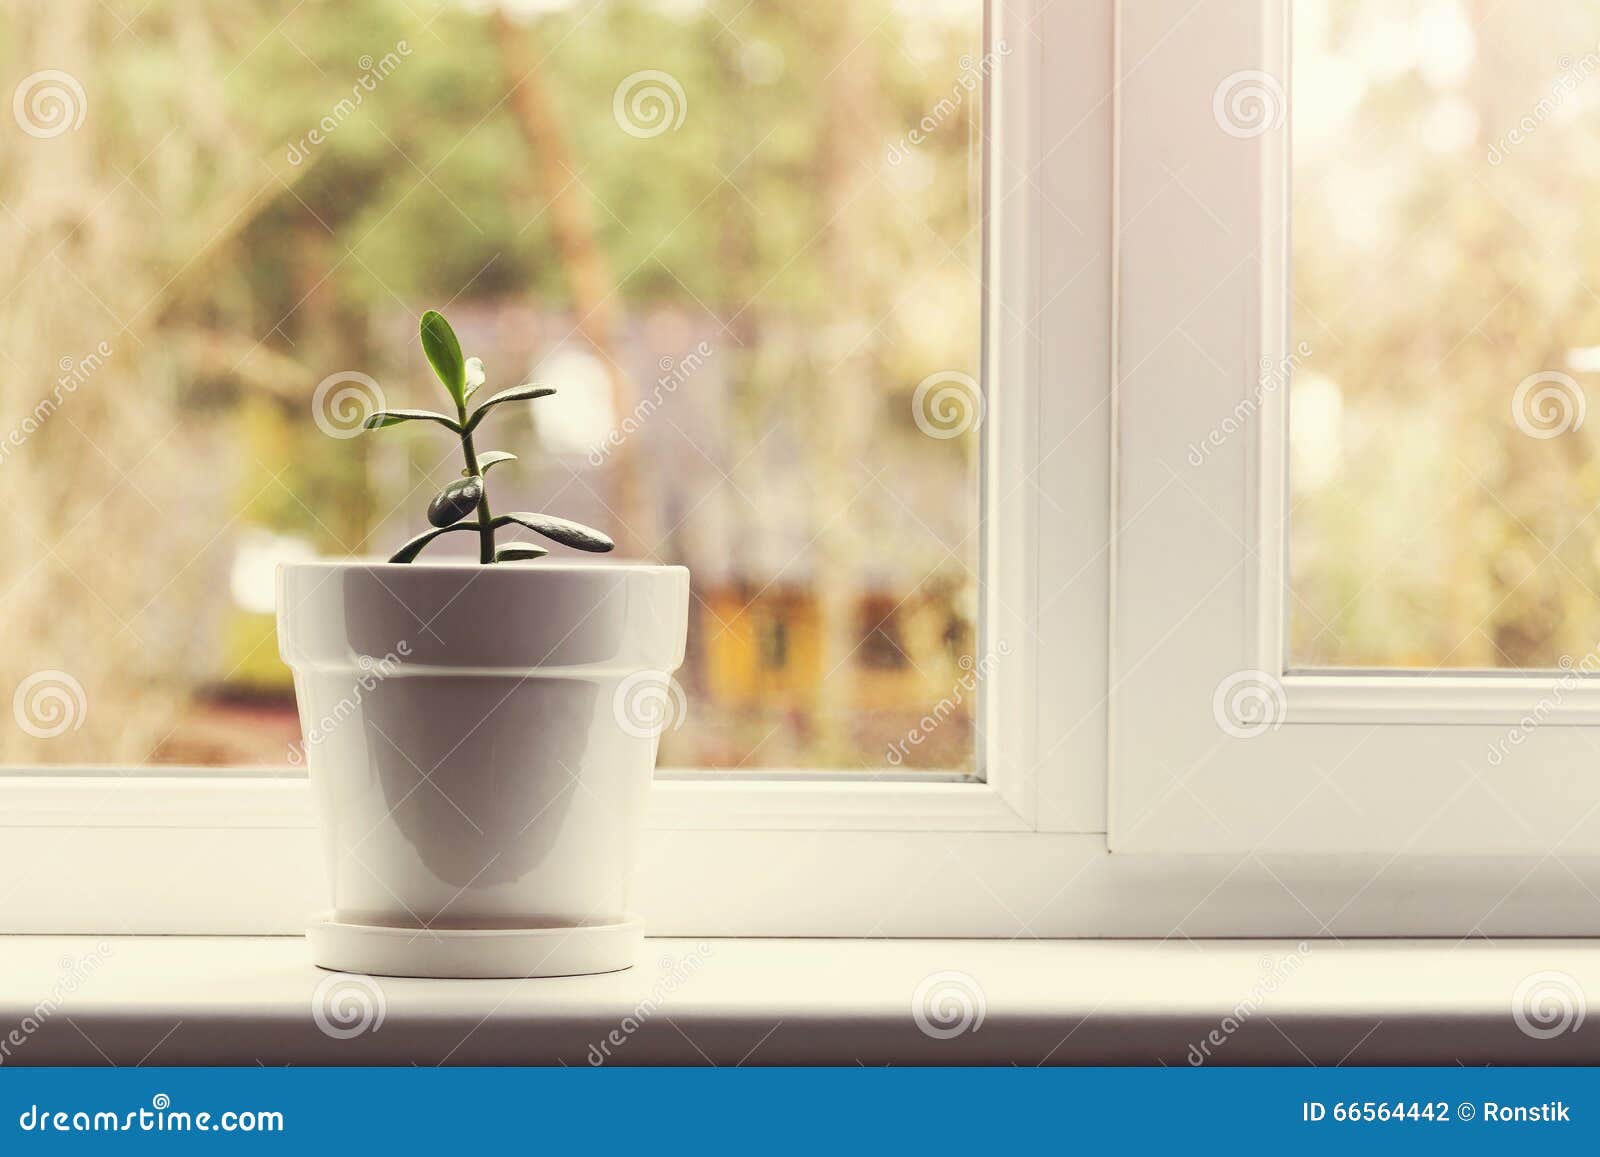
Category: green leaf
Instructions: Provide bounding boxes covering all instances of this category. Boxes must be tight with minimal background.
[464,384,556,433]
[493,512,615,553]
[466,451,517,476]
[464,356,486,400]
[388,523,478,563]
[495,541,550,562]
[427,476,484,528]
[364,408,463,433]
[419,310,468,411]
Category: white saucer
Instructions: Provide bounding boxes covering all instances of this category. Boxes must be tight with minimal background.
[307,915,644,978]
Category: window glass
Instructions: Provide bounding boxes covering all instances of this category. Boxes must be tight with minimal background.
[1291,0,1600,670]
[0,0,984,770]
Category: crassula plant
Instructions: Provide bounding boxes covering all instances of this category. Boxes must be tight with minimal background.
[364,310,615,564]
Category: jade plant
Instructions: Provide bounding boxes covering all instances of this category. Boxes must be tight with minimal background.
[364,310,615,564]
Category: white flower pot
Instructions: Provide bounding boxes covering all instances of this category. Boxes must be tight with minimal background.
[276,560,689,978]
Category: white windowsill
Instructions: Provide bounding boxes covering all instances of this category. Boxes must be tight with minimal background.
[3,936,1597,1065]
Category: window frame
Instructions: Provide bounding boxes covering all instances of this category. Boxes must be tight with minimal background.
[0,0,1103,937]
[1108,0,1600,866]
[14,0,1596,940]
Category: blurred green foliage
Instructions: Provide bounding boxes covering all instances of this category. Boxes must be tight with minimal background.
[0,0,985,768]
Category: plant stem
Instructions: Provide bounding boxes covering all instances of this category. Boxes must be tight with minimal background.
[460,428,495,564]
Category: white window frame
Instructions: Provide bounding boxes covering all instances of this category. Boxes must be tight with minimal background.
[1110,0,1600,870]
[9,0,1600,940]
[0,0,1100,939]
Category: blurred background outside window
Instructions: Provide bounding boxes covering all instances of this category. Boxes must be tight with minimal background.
[0,0,986,771]
[1293,0,1600,671]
